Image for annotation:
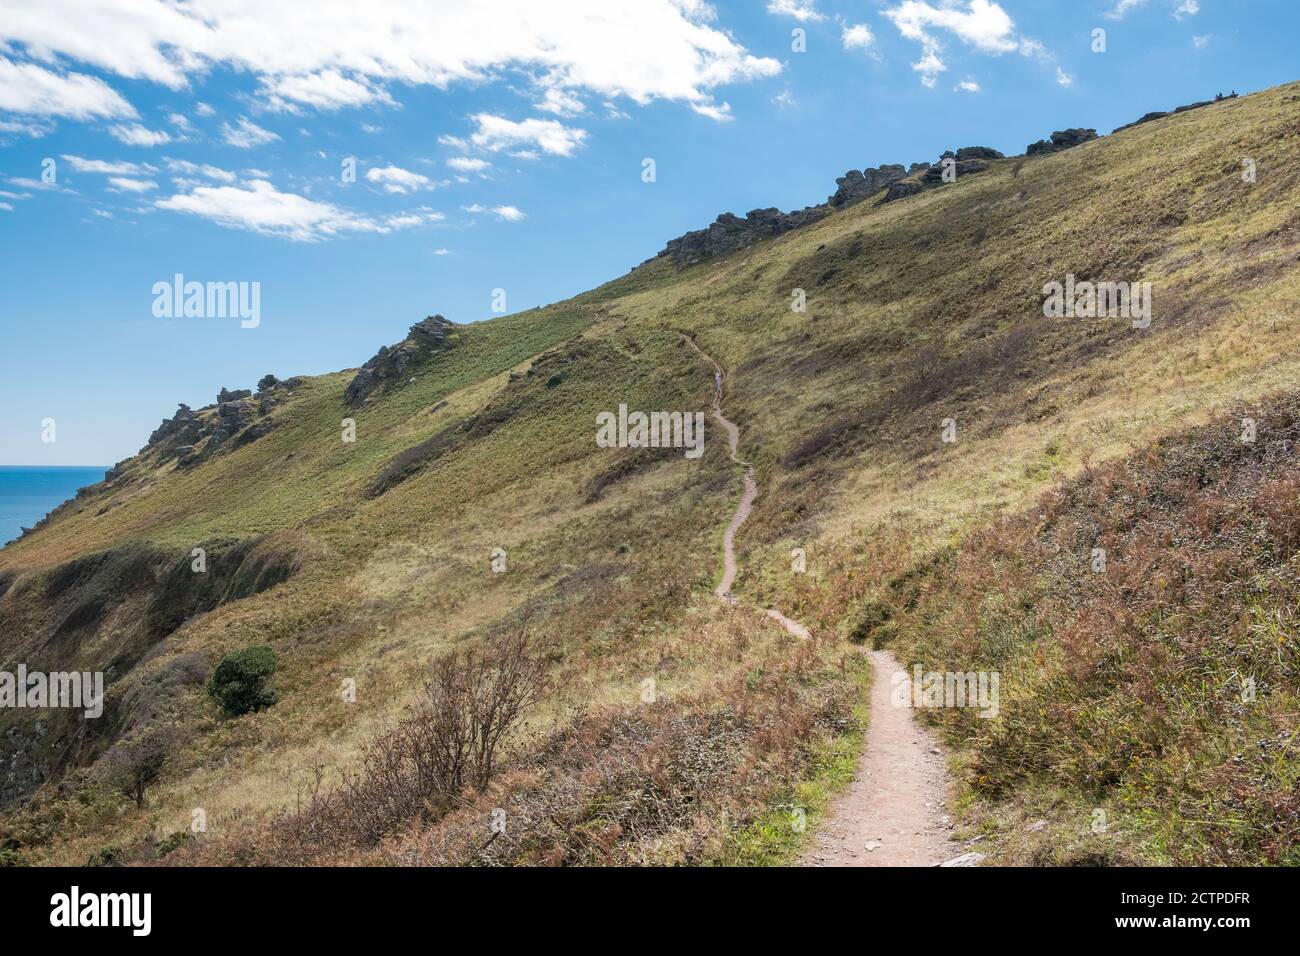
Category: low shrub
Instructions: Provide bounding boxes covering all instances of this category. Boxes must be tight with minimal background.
[207,645,278,716]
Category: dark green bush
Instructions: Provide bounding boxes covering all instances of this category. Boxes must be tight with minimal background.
[207,645,279,716]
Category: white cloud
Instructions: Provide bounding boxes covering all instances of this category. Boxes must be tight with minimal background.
[260,70,395,112]
[766,0,824,21]
[108,122,171,146]
[509,149,539,160]
[168,112,193,132]
[464,203,525,221]
[155,179,441,241]
[1105,0,1148,19]
[165,158,236,182]
[913,49,946,87]
[364,164,435,194]
[842,24,875,50]
[885,1,1064,89]
[772,89,797,108]
[468,113,587,156]
[0,202,13,211]
[0,55,136,119]
[955,79,980,92]
[433,248,451,255]
[107,176,157,192]
[1192,34,1210,48]
[0,1,778,123]
[220,116,279,149]
[61,154,153,174]
[447,156,490,173]
[194,102,215,117]
[0,117,54,137]
[690,101,733,122]
[1056,67,1074,87]
[536,87,585,117]
[885,0,1018,55]
[1175,0,1199,18]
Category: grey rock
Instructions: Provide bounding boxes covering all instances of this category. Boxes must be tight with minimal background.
[345,315,455,406]
[955,146,1005,161]
[937,852,987,867]
[1026,128,1098,156]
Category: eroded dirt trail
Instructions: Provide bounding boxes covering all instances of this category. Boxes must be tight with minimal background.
[683,334,955,866]
[682,336,770,612]
[801,650,956,866]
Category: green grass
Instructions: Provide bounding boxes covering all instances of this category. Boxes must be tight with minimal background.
[714,657,871,866]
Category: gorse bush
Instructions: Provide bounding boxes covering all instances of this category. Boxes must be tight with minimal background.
[207,645,279,716]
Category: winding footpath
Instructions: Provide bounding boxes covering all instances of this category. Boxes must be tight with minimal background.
[684,334,957,867]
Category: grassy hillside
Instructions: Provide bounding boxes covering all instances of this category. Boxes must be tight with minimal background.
[2,80,1298,866]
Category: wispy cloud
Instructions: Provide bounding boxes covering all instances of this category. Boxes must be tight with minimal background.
[108,123,171,146]
[447,156,490,173]
[220,116,279,149]
[766,0,824,22]
[464,203,526,221]
[107,176,158,192]
[156,179,442,241]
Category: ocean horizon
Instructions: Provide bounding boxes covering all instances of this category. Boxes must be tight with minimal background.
[0,466,108,548]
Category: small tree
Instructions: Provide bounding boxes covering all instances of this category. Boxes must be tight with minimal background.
[207,645,278,716]
[104,726,179,809]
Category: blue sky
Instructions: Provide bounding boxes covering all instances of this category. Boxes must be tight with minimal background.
[0,0,1294,465]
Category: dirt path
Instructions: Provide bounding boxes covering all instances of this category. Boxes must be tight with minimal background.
[801,650,957,866]
[683,334,957,867]
[682,336,782,615]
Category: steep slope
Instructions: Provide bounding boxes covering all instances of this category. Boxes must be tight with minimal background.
[2,81,1299,866]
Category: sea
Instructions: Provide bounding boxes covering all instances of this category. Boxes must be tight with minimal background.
[0,466,108,548]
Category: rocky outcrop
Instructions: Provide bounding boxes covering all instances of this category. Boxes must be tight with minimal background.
[1026,128,1098,156]
[827,164,916,207]
[955,146,1004,161]
[1112,92,1238,134]
[877,152,992,205]
[344,314,455,406]
[652,148,1006,263]
[655,162,933,266]
[658,207,831,265]
[138,390,278,471]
